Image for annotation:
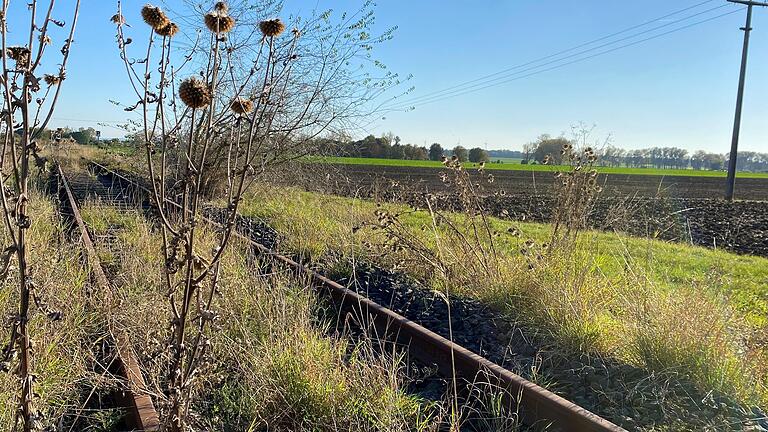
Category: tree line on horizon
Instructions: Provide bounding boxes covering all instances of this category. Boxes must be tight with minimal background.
[317,133,768,172]
[317,134,492,163]
[523,135,768,172]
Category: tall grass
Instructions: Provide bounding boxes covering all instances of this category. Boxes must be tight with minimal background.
[234,183,768,416]
[80,201,438,431]
[0,184,92,429]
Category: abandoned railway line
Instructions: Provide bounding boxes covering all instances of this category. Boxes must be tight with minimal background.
[54,164,160,431]
[50,160,630,431]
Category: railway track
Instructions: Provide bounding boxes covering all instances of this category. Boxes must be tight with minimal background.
[54,164,160,431]
[57,160,626,432]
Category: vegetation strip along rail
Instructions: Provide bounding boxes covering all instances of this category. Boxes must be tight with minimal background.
[88,160,626,432]
[55,163,161,431]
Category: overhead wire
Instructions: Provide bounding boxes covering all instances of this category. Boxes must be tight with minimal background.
[383,1,740,111]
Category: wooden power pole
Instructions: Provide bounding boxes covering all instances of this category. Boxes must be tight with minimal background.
[725,0,768,201]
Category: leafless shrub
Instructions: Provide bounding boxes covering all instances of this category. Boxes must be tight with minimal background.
[544,124,605,253]
[0,1,80,430]
[113,1,403,429]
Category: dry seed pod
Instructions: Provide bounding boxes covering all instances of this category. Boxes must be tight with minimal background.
[204,12,235,33]
[141,4,170,29]
[179,77,211,108]
[155,22,179,37]
[259,18,285,37]
[230,98,254,115]
[214,1,228,13]
[111,13,125,25]
[43,74,61,86]
[6,46,31,67]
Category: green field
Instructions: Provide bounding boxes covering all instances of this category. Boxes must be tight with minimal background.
[315,156,768,178]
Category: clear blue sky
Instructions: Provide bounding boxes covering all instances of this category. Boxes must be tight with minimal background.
[24,0,768,153]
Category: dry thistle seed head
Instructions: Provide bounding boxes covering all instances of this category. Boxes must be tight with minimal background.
[179,77,211,108]
[155,21,179,37]
[230,97,253,114]
[141,4,170,30]
[6,46,30,67]
[111,13,126,25]
[259,18,285,37]
[214,1,228,13]
[43,74,61,86]
[204,12,235,33]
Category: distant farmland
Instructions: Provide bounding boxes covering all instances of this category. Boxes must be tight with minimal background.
[317,156,768,179]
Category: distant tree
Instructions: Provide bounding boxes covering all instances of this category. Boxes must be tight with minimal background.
[407,145,428,160]
[429,143,444,161]
[532,135,571,164]
[360,134,389,158]
[522,141,537,163]
[68,127,97,144]
[452,145,468,162]
[124,131,144,147]
[389,143,405,159]
[468,147,489,163]
[487,149,523,159]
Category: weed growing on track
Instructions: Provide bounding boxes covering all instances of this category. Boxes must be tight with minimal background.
[112,1,409,427]
[79,201,442,431]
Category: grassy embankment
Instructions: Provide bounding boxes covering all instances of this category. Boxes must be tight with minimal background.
[315,156,768,178]
[232,184,768,415]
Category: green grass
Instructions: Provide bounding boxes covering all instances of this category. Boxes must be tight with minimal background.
[95,142,137,156]
[313,156,768,178]
[490,157,522,164]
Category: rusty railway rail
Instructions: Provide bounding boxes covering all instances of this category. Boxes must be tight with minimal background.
[55,163,160,431]
[85,159,626,432]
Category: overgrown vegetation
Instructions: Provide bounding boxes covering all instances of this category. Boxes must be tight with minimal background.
[0,185,91,429]
[0,2,81,429]
[78,199,435,431]
[112,1,409,427]
[231,156,768,422]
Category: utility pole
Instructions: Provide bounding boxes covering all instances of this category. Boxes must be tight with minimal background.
[725,0,768,201]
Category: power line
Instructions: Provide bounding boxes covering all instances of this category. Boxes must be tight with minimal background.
[382,1,731,110]
[385,6,742,111]
[385,2,732,109]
